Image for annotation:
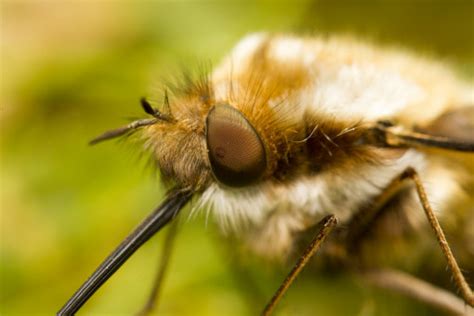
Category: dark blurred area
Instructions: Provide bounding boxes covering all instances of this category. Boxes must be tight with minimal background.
[1,1,472,315]
[299,1,473,61]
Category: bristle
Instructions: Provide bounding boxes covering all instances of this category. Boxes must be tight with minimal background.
[89,118,159,145]
[165,63,213,103]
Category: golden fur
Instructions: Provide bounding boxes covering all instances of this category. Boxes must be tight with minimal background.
[141,34,472,264]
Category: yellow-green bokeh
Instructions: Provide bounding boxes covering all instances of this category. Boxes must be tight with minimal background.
[1,1,472,315]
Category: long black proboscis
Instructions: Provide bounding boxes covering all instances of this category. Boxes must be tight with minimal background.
[57,189,193,315]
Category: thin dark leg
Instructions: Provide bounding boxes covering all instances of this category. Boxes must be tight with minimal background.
[261,215,338,316]
[212,236,268,313]
[346,171,410,247]
[401,168,473,306]
[347,167,473,307]
[362,268,474,315]
[136,219,179,316]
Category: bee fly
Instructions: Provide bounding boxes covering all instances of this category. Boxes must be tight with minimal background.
[58,33,474,315]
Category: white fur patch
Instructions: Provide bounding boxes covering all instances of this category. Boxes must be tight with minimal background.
[271,38,304,60]
[304,64,424,121]
[269,37,316,67]
[227,32,266,75]
[197,150,427,234]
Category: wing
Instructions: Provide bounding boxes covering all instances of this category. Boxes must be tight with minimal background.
[416,106,474,143]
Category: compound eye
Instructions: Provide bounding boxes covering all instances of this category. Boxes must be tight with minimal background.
[206,105,266,187]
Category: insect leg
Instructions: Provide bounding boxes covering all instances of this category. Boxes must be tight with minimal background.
[346,169,412,247]
[136,218,179,316]
[212,236,268,312]
[361,268,474,315]
[349,167,474,307]
[261,214,338,316]
[401,167,474,307]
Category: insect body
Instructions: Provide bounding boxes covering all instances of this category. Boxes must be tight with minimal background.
[59,34,474,315]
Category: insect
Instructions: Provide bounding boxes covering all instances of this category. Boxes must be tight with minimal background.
[58,33,474,315]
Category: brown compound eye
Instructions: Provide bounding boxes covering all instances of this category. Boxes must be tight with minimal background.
[206,104,267,187]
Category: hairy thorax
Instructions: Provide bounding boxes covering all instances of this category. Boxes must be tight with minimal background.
[144,33,469,259]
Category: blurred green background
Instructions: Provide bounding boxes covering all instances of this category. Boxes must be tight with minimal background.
[1,1,473,315]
